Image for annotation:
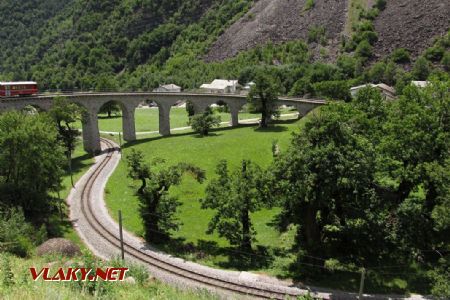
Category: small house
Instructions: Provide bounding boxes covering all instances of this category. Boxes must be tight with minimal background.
[350,83,396,100]
[153,84,182,93]
[200,79,239,94]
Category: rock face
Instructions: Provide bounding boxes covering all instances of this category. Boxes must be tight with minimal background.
[373,0,449,59]
[36,238,81,257]
[204,0,347,62]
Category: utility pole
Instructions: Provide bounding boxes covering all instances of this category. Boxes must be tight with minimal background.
[118,210,125,261]
[358,267,366,300]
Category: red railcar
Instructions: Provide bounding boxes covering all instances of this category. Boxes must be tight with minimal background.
[0,81,38,97]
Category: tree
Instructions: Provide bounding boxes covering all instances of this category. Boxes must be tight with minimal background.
[247,70,280,128]
[266,103,384,262]
[49,96,84,186]
[188,107,221,136]
[99,102,121,118]
[0,111,65,222]
[412,56,431,80]
[201,160,263,251]
[126,149,205,242]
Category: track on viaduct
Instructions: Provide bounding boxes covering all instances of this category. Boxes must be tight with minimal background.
[0,91,325,153]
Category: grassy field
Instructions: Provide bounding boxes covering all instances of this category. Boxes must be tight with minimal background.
[75,107,297,133]
[0,254,217,300]
[101,108,430,294]
[104,119,304,275]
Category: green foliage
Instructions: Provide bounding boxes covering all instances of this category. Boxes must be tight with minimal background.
[201,160,263,251]
[99,102,121,118]
[188,108,221,136]
[390,48,411,63]
[0,254,14,287]
[126,149,205,242]
[355,40,373,59]
[0,208,40,257]
[308,26,326,44]
[0,111,65,221]
[49,96,84,156]
[248,70,280,127]
[312,80,351,101]
[266,79,450,272]
[424,45,445,62]
[412,56,431,80]
[304,0,315,11]
[442,51,450,71]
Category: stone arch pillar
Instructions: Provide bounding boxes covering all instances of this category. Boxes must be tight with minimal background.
[157,102,172,136]
[122,103,138,142]
[227,102,244,127]
[81,111,101,154]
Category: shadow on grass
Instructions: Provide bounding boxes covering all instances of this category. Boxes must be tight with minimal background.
[66,153,93,175]
[98,115,122,120]
[152,236,277,271]
[122,119,300,149]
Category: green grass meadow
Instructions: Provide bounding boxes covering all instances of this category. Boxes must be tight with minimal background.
[75,107,297,133]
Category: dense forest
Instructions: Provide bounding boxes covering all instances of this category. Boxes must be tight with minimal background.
[0,0,448,97]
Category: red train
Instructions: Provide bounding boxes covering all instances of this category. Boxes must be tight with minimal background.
[0,81,38,97]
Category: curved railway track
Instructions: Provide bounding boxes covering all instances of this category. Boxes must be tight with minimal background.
[79,138,315,300]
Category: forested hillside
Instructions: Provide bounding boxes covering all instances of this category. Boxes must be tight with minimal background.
[0,0,254,89]
[0,0,448,95]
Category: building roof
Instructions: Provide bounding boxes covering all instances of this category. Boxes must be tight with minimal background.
[200,79,238,90]
[0,81,37,86]
[350,83,395,95]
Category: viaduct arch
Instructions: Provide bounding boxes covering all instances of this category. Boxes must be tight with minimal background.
[0,92,325,153]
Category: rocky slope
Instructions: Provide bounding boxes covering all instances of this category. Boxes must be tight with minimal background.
[205,0,347,62]
[373,0,449,59]
[206,0,449,62]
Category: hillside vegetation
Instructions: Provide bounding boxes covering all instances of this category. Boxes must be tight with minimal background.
[0,0,448,96]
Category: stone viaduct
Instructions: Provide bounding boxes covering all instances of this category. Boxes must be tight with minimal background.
[0,92,325,153]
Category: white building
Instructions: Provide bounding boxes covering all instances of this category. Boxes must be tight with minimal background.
[350,83,396,100]
[153,84,181,93]
[200,79,239,94]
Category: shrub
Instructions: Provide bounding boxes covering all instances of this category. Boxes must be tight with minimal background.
[355,40,373,59]
[368,62,387,83]
[304,0,314,11]
[0,208,37,257]
[442,51,450,71]
[390,48,411,63]
[424,45,445,62]
[188,108,221,136]
[308,26,326,44]
[313,80,351,101]
[337,55,357,79]
[413,56,431,80]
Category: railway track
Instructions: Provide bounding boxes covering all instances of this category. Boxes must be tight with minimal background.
[78,138,318,300]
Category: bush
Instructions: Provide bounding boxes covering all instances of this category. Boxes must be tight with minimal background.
[413,56,431,80]
[188,108,221,136]
[0,208,38,257]
[355,40,373,59]
[424,45,445,62]
[308,26,326,44]
[390,48,411,63]
[313,80,351,101]
[304,0,314,11]
[442,51,450,71]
